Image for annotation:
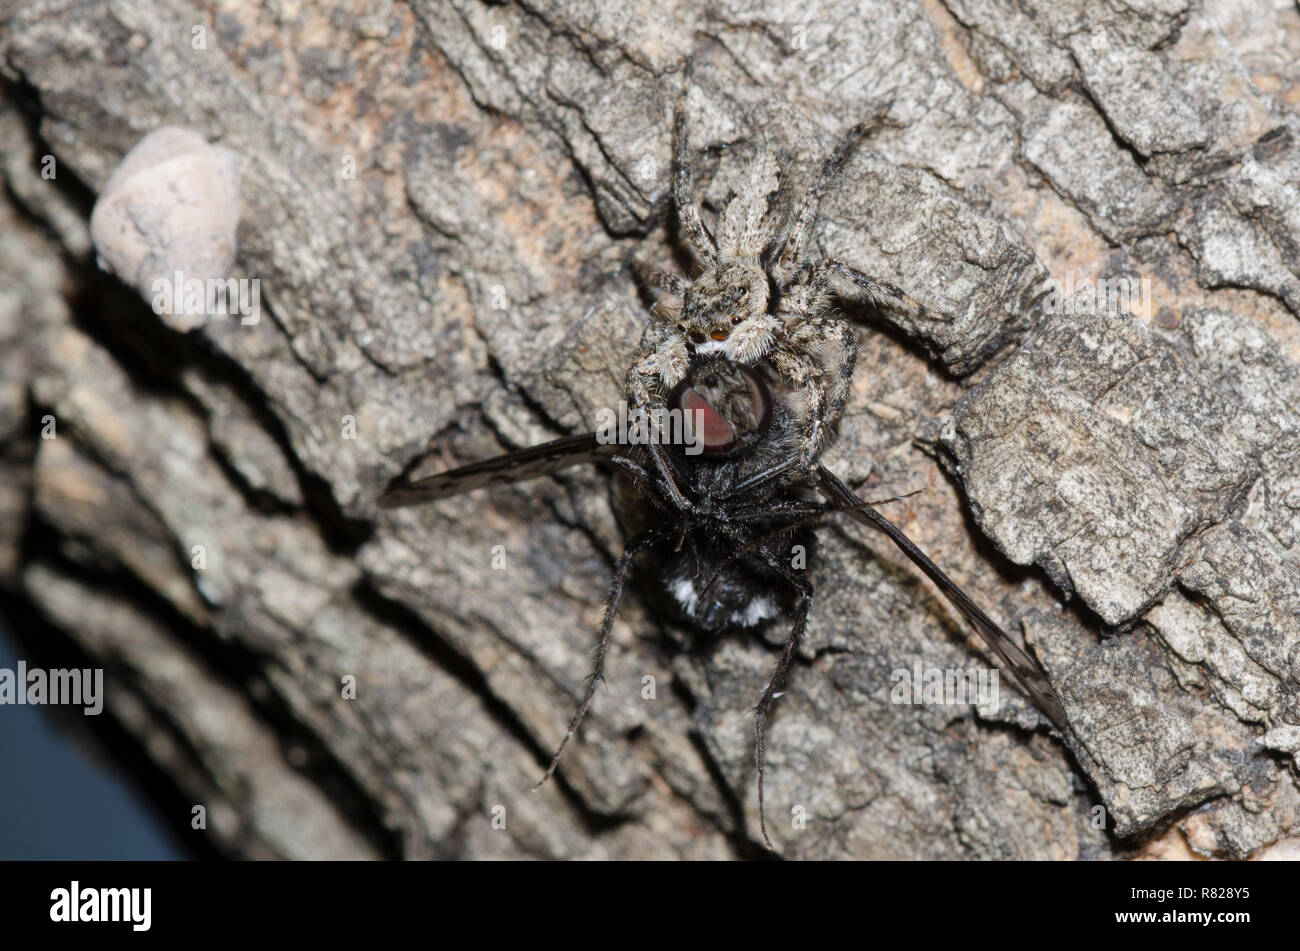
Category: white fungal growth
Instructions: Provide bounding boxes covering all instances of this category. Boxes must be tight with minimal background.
[89,126,243,332]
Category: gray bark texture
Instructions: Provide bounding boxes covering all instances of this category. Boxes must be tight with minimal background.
[3,0,1300,860]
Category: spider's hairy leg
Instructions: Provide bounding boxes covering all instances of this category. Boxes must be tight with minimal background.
[771,104,893,287]
[626,369,696,512]
[536,528,663,786]
[720,454,802,501]
[630,256,688,301]
[772,313,858,457]
[647,442,694,512]
[673,101,717,266]
[806,258,935,324]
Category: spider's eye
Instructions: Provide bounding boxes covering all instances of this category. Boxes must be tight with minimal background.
[710,328,729,341]
[676,322,685,333]
[689,330,706,344]
[731,314,743,325]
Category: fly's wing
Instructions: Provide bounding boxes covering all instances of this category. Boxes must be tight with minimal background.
[818,465,1068,731]
[379,433,617,508]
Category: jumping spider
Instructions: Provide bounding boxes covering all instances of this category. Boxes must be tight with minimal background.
[381,100,1068,848]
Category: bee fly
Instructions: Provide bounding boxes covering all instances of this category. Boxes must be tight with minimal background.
[380,101,1068,847]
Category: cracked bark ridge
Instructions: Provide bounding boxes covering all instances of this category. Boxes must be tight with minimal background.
[940,305,1258,627]
[3,0,1300,858]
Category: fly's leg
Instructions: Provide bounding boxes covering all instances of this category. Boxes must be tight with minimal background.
[611,455,673,515]
[536,528,662,785]
[750,561,814,850]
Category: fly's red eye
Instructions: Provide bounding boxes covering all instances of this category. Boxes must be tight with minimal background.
[666,361,773,456]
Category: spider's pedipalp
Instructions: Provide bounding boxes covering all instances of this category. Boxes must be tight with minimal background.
[639,265,688,300]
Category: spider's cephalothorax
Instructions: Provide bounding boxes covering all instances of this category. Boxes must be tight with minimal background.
[630,104,930,499]
[380,101,1069,850]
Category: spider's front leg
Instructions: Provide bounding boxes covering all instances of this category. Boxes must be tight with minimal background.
[804,258,935,325]
[625,357,695,513]
[765,311,859,474]
[756,253,939,483]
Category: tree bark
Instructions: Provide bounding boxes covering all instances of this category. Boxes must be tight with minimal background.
[2,0,1299,859]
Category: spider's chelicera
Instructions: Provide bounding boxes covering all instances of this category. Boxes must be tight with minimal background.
[380,100,1068,848]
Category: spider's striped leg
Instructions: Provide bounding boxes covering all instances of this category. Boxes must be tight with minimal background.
[806,258,934,324]
[673,101,716,265]
[770,104,892,286]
